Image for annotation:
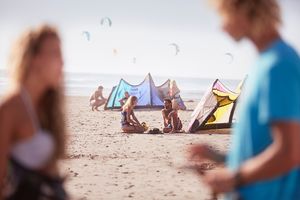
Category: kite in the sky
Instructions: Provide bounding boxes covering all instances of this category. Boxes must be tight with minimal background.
[82,31,90,41]
[169,43,180,56]
[100,17,112,27]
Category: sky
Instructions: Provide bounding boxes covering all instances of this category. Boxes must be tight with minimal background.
[0,0,299,79]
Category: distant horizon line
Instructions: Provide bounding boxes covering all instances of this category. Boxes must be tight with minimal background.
[0,68,242,81]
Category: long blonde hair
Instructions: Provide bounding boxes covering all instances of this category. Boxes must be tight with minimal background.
[122,96,137,111]
[211,0,281,37]
[8,25,66,161]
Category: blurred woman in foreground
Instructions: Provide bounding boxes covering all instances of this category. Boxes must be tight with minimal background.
[0,25,68,199]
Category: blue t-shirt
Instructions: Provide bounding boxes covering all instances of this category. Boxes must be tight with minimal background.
[226,39,300,200]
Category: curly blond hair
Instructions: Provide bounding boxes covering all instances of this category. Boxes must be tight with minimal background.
[211,0,281,37]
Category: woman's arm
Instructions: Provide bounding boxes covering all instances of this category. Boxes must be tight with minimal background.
[0,104,13,197]
[131,111,141,125]
[126,109,136,125]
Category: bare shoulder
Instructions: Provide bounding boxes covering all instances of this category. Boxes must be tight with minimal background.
[0,92,22,117]
[127,108,133,114]
[0,92,22,145]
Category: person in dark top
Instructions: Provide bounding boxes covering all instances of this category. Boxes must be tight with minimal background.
[119,91,130,108]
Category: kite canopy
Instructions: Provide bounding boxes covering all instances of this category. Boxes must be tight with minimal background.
[169,43,180,55]
[82,31,90,41]
[188,79,245,132]
[225,52,234,64]
[100,17,112,27]
[104,73,186,110]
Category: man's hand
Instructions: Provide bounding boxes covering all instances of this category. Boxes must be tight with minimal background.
[188,144,225,164]
[201,168,236,194]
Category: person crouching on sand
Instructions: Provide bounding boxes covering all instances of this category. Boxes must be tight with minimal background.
[162,99,182,133]
[89,85,107,111]
[121,96,144,133]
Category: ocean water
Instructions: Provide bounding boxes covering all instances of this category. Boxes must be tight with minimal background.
[0,69,240,100]
[0,70,8,95]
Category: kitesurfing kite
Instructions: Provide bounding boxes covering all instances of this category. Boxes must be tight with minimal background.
[169,43,180,56]
[100,17,112,27]
[82,31,90,41]
[225,52,234,64]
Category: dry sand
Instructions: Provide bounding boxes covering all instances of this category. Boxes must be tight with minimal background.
[61,96,231,200]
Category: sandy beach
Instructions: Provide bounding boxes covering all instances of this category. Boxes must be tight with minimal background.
[61,96,231,200]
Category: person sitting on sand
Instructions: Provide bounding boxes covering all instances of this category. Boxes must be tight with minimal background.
[162,99,182,133]
[119,91,130,108]
[89,85,107,111]
[121,96,144,133]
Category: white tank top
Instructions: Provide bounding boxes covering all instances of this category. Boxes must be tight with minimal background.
[11,88,55,169]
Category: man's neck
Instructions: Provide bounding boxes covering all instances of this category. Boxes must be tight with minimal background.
[249,29,281,52]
